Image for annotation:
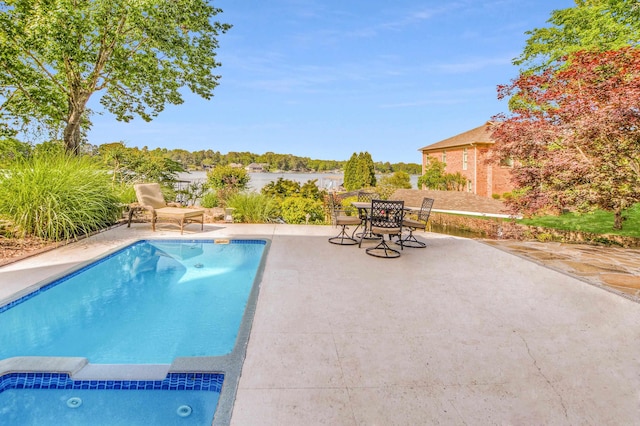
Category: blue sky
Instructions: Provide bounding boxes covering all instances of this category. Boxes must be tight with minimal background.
[88,0,575,164]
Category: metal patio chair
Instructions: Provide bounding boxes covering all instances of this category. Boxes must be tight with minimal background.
[359,199,405,258]
[355,190,379,240]
[399,197,434,248]
[328,192,362,245]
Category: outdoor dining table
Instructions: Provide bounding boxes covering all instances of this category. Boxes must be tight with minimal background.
[351,201,377,240]
[351,201,416,242]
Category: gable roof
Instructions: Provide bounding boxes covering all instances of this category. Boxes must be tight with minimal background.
[419,122,494,152]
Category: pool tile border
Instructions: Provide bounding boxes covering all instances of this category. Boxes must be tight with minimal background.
[0,371,224,393]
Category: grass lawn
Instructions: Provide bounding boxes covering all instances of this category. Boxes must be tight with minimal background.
[518,203,640,238]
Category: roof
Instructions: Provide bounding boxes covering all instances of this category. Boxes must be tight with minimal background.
[390,189,506,215]
[419,122,495,152]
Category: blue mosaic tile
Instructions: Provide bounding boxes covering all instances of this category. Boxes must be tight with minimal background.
[0,372,224,394]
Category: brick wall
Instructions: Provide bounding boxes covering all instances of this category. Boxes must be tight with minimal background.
[422,147,515,198]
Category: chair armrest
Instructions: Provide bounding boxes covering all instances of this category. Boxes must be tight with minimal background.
[137,204,157,214]
[167,202,182,207]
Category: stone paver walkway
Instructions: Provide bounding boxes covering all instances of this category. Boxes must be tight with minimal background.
[485,240,640,303]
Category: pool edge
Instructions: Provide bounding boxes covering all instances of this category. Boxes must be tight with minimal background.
[0,237,273,426]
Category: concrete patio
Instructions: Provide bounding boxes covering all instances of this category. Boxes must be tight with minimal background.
[1,222,639,425]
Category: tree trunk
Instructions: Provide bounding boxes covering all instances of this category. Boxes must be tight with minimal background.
[63,93,89,155]
[614,206,623,230]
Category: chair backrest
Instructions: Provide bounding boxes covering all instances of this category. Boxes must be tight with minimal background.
[134,183,167,209]
[357,190,378,203]
[369,199,404,229]
[328,192,345,223]
[418,197,435,223]
[357,191,377,220]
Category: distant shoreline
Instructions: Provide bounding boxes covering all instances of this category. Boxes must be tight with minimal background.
[178,171,419,191]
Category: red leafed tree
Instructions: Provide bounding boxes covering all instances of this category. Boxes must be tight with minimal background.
[491,47,640,229]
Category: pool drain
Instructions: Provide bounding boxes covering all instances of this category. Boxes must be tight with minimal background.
[177,405,192,417]
[66,397,82,408]
[194,263,204,268]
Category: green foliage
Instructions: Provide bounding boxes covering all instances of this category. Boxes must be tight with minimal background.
[518,204,640,237]
[378,171,412,189]
[261,178,301,198]
[280,197,325,224]
[0,0,230,152]
[200,191,219,208]
[515,0,640,71]
[226,192,279,223]
[0,152,121,240]
[112,184,137,205]
[165,148,419,174]
[97,142,184,187]
[418,158,467,190]
[300,180,325,201]
[0,138,30,167]
[418,157,446,189]
[207,165,250,191]
[260,177,326,202]
[343,152,376,190]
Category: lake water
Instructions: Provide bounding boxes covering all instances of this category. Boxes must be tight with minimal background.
[178,171,419,191]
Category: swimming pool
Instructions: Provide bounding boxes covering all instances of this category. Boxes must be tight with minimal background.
[0,238,269,425]
[0,239,267,363]
[0,372,223,425]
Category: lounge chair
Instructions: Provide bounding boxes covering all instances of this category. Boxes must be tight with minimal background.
[399,197,434,248]
[129,183,205,234]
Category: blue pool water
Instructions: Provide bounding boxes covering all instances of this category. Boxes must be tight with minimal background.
[0,239,266,364]
[0,372,222,425]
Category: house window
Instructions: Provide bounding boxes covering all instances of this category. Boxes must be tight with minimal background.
[500,157,514,167]
[442,150,447,164]
[467,180,472,192]
[462,148,468,170]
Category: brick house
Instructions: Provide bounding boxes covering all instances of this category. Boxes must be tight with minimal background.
[418,122,514,198]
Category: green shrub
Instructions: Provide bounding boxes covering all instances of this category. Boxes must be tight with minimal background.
[113,184,137,204]
[226,192,279,223]
[280,197,325,224]
[207,165,250,190]
[0,153,121,241]
[201,191,219,208]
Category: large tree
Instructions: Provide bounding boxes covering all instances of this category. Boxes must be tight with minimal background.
[0,0,230,153]
[515,0,640,71]
[343,152,376,191]
[492,47,640,230]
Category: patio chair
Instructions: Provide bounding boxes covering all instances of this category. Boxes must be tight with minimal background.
[129,183,205,234]
[359,199,405,258]
[399,197,434,248]
[328,192,362,245]
[355,190,379,240]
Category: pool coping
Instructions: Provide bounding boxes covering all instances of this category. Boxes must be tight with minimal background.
[0,237,272,426]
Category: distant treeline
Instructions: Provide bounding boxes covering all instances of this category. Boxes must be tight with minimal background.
[152,148,422,174]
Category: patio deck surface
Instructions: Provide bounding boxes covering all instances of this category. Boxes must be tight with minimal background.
[1,222,639,425]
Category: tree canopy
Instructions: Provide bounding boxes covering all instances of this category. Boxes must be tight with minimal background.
[0,0,230,153]
[343,152,376,191]
[492,47,640,229]
[515,0,640,71]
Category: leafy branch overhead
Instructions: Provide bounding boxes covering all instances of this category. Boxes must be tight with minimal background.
[0,0,231,153]
[514,0,640,71]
